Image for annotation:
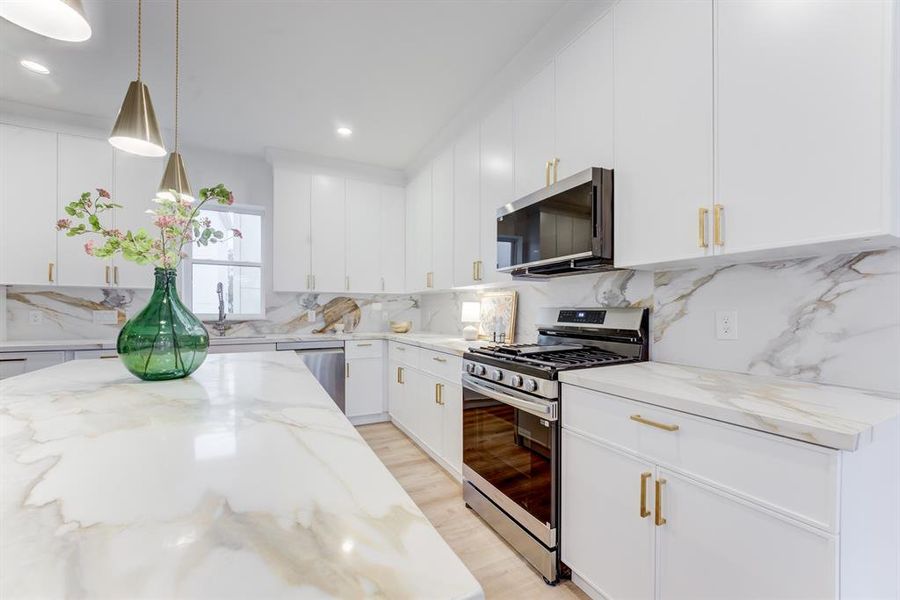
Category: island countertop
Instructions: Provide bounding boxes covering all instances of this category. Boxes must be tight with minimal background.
[0,352,483,599]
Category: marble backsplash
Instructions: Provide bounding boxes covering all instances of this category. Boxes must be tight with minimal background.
[2,286,420,341]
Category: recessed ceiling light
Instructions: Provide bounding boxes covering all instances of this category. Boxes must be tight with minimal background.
[337,127,353,137]
[20,59,50,75]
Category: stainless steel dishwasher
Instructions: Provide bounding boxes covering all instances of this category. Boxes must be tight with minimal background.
[276,341,345,413]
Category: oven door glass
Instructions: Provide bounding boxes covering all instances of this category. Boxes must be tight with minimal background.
[462,384,556,528]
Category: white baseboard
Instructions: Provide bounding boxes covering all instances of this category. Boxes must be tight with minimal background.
[390,417,462,482]
[571,572,606,600]
[348,412,390,426]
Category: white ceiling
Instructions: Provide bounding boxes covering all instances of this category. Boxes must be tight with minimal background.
[0,0,566,169]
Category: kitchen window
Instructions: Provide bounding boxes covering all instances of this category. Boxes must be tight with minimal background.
[185,204,264,320]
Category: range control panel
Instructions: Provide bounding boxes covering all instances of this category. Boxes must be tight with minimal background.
[558,309,606,325]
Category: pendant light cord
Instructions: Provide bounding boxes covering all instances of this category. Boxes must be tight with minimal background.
[137,0,142,80]
[174,0,180,152]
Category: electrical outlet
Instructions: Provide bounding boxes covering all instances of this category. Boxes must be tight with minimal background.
[92,310,118,324]
[28,310,43,325]
[716,310,738,340]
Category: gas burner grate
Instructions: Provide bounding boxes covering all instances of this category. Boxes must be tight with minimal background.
[470,344,635,370]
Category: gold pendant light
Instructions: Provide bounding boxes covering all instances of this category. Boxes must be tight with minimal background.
[109,0,166,157]
[159,0,192,199]
[0,0,91,42]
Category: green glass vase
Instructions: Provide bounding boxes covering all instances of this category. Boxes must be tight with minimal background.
[117,268,209,381]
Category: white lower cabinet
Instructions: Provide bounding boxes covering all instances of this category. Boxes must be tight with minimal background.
[561,383,894,600]
[387,342,462,477]
[345,340,386,423]
[0,351,66,380]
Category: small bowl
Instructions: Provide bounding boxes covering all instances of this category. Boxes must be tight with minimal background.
[390,321,412,334]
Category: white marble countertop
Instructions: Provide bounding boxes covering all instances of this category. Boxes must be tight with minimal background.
[0,332,486,357]
[0,352,483,599]
[559,362,900,451]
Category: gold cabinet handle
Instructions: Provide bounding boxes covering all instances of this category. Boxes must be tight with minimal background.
[105,265,111,284]
[698,207,709,248]
[113,265,119,285]
[345,363,350,378]
[640,472,652,518]
[397,366,404,384]
[48,262,54,283]
[426,272,433,288]
[545,160,552,187]
[552,157,559,183]
[630,414,679,432]
[356,342,372,347]
[345,276,350,291]
[655,478,667,526]
[432,356,447,363]
[472,261,478,282]
[476,260,483,281]
[434,382,440,404]
[713,203,724,247]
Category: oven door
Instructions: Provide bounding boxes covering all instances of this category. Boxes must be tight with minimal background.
[461,374,558,547]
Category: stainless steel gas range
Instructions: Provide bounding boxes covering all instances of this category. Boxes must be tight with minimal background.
[461,307,649,584]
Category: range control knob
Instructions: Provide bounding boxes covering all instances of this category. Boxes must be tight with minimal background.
[465,363,475,374]
[490,369,503,382]
[474,365,487,376]
[510,374,524,388]
[523,379,538,393]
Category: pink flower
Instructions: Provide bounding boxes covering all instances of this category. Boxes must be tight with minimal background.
[96,188,111,199]
[178,197,192,208]
[226,192,235,205]
[109,229,125,239]
[201,217,212,228]
[154,215,176,228]
[84,240,95,256]
[56,218,71,231]
[231,228,243,239]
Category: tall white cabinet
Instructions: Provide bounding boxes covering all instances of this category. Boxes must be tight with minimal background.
[405,166,433,291]
[310,174,346,292]
[112,151,163,288]
[272,168,312,292]
[431,149,454,290]
[452,125,481,287]
[0,124,58,286]
[514,62,556,199]
[379,185,406,292]
[479,100,515,284]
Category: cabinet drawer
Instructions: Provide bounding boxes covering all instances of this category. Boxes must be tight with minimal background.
[0,351,66,380]
[345,340,383,360]
[388,342,419,368]
[562,384,840,532]
[419,349,462,382]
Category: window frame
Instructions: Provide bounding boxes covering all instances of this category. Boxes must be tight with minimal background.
[183,202,266,321]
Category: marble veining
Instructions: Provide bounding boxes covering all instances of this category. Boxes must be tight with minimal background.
[0,352,482,599]
[560,361,900,451]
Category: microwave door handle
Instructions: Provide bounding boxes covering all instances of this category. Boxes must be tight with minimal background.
[462,374,558,421]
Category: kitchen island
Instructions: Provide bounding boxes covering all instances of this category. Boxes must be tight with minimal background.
[0,352,483,599]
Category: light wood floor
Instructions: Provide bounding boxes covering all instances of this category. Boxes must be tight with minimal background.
[357,422,589,600]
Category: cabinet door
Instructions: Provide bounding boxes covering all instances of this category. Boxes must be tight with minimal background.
[310,174,346,292]
[272,168,311,292]
[405,166,432,291]
[112,150,162,288]
[346,357,384,418]
[613,0,713,268]
[408,370,443,455]
[380,185,406,292]
[439,380,462,473]
[562,429,655,600]
[0,351,66,380]
[431,149,454,290]
[452,125,481,287]
[388,360,407,426]
[656,469,836,600]
[715,0,890,256]
[514,62,556,198]
[479,99,514,285]
[555,11,614,178]
[58,134,113,287]
[346,179,382,292]
[0,125,57,286]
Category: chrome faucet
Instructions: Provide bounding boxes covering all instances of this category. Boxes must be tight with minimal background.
[212,282,229,336]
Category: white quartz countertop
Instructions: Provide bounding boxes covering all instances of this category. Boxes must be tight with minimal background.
[0,352,483,599]
[559,362,900,451]
[0,332,486,356]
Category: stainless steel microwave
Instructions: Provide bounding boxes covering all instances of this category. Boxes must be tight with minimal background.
[496,167,613,278]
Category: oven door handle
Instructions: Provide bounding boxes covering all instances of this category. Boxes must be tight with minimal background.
[462,374,558,421]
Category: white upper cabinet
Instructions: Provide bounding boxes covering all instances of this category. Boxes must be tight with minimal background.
[57,134,113,287]
[405,166,432,291]
[514,61,556,198]
[0,125,58,286]
[715,0,896,257]
[310,174,346,292]
[272,168,311,292]
[380,184,406,293]
[480,99,514,284]
[346,179,382,292]
[613,0,714,268]
[431,149,454,291]
[453,125,481,287]
[555,11,615,179]
[112,150,162,288]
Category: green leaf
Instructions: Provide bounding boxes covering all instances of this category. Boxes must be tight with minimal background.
[65,206,76,216]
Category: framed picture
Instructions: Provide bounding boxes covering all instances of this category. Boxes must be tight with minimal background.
[477,290,517,343]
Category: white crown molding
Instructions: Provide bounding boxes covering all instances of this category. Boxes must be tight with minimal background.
[265,147,407,187]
